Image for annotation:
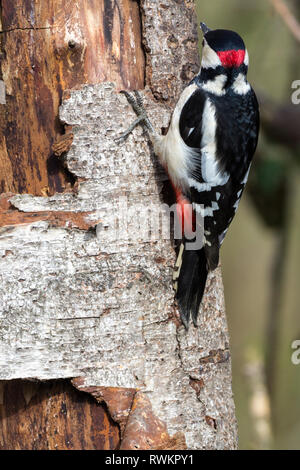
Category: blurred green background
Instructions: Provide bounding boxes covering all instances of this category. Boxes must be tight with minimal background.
[195,0,300,450]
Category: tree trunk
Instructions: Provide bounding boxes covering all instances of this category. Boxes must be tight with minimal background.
[0,0,238,450]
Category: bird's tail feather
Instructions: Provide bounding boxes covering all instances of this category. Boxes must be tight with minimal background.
[173,241,208,328]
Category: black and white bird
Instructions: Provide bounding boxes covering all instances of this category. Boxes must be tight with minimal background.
[118,23,260,328]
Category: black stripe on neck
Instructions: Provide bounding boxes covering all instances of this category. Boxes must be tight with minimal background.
[192,63,248,86]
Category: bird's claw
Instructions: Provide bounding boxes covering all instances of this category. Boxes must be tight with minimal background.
[115,90,154,143]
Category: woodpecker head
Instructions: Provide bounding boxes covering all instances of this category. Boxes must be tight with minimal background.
[200,23,249,72]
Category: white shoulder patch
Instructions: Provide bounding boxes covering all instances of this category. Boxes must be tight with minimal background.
[200,98,230,186]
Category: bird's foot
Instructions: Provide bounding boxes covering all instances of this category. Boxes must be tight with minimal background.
[115,90,154,143]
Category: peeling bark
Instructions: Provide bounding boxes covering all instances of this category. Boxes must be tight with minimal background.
[72,379,187,450]
[71,378,136,439]
[0,0,238,450]
[0,0,144,195]
[0,379,120,450]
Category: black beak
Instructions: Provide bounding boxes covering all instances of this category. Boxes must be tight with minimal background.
[200,22,211,35]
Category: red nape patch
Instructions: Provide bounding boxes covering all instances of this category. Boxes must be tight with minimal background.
[174,188,195,237]
[217,49,245,68]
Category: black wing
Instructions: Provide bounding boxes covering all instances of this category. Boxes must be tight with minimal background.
[179,85,259,266]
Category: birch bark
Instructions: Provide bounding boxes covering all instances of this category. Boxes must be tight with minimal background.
[0,0,238,450]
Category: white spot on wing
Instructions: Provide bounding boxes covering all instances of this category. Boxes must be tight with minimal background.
[242,165,251,184]
[219,228,228,245]
[233,199,240,211]
[193,202,219,218]
[188,178,212,192]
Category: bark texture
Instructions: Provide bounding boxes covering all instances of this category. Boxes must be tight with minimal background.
[0,0,144,195]
[0,379,120,450]
[0,0,238,450]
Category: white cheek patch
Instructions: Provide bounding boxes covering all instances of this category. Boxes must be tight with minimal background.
[202,74,227,96]
[232,73,251,95]
[244,49,249,66]
[201,42,222,70]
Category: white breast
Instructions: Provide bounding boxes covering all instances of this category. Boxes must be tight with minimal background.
[151,83,199,188]
[151,85,229,190]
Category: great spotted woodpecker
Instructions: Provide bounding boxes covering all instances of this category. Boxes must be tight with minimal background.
[117,23,260,328]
